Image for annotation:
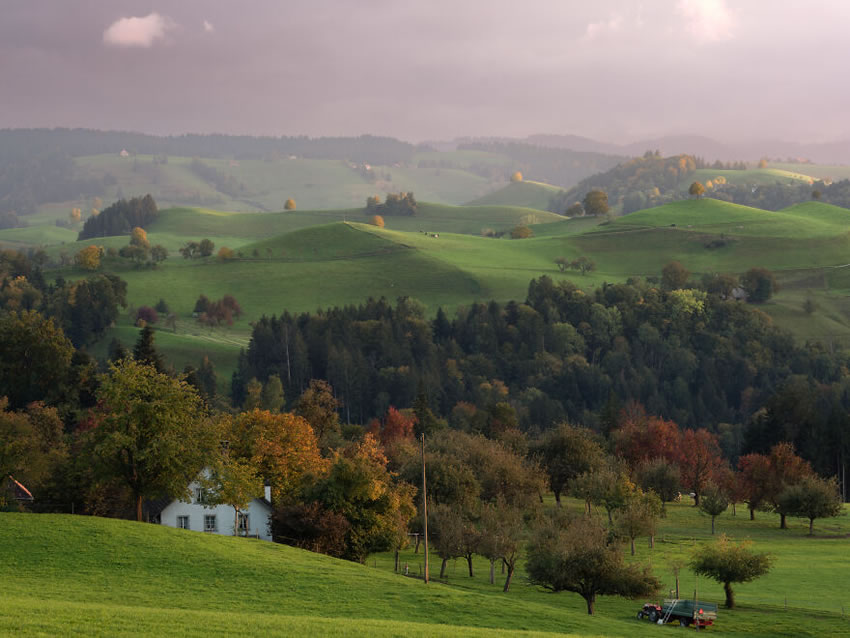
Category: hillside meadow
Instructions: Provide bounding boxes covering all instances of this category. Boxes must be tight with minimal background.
[1,499,848,637]
[7,197,850,375]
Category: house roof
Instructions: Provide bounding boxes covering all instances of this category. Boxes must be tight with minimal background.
[8,476,33,501]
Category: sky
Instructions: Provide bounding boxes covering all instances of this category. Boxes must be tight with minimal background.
[2,0,850,144]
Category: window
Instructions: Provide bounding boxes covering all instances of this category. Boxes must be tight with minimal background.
[194,487,207,504]
[177,515,190,530]
[238,512,250,536]
[204,515,217,533]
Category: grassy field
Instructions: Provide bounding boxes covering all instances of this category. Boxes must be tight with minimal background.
[1,500,848,637]
[770,162,850,182]
[11,197,850,371]
[466,180,565,211]
[686,168,816,188]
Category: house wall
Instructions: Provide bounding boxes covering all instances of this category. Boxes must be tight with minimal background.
[160,488,272,541]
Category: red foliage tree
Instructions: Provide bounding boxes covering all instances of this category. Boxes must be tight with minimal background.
[679,428,723,506]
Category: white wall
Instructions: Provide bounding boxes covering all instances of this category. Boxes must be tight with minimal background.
[159,481,272,541]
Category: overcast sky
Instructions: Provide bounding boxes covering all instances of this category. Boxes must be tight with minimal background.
[2,0,849,143]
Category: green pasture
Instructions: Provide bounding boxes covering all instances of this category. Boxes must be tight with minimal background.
[466,180,565,211]
[1,499,849,637]
[686,168,815,188]
[770,162,850,182]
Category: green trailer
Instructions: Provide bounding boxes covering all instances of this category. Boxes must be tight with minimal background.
[638,599,718,628]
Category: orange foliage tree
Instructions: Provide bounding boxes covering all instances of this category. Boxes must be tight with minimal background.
[225,409,327,502]
[679,428,724,506]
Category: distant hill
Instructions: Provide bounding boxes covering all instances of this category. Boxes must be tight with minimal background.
[465,180,564,210]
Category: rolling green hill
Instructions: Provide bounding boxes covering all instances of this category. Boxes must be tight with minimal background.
[466,180,565,210]
[2,501,848,637]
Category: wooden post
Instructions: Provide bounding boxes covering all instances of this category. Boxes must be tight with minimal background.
[421,433,429,584]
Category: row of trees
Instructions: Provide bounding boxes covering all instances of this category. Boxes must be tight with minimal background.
[365,192,418,216]
[78,195,157,240]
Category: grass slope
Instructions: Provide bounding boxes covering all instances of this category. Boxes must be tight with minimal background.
[466,180,565,211]
[0,512,645,637]
[2,501,849,637]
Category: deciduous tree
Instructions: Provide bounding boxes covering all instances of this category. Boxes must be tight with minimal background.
[690,535,772,608]
[699,481,729,534]
[87,359,215,521]
[776,474,841,535]
[527,515,660,615]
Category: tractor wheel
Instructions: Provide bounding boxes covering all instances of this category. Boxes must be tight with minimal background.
[649,610,659,622]
[637,611,644,620]
[679,618,690,627]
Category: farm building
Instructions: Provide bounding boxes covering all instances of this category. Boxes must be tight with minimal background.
[153,469,273,541]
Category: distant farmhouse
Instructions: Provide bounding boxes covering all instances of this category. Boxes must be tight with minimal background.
[152,469,273,541]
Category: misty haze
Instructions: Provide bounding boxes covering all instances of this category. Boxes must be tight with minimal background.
[1,2,849,637]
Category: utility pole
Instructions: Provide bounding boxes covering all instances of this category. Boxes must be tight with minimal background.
[421,432,429,584]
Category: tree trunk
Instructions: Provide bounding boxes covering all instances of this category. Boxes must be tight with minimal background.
[503,562,515,592]
[440,557,448,579]
[693,492,700,507]
[630,537,635,555]
[489,558,495,585]
[809,517,814,536]
[749,506,755,521]
[732,502,736,516]
[711,516,716,535]
[649,534,655,549]
[585,593,596,615]
[415,535,420,553]
[724,581,735,608]
[394,550,400,572]
[466,554,474,577]
[554,491,561,507]
[136,493,143,522]
[780,512,787,529]
[234,507,239,536]
[607,508,613,526]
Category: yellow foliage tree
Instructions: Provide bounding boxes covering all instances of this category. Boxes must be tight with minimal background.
[74,245,103,271]
[69,208,82,224]
[130,227,150,249]
[511,171,523,182]
[225,409,328,501]
[217,246,235,261]
[284,199,296,211]
[371,215,385,228]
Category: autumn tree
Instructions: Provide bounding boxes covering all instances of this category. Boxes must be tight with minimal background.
[510,171,523,182]
[284,198,296,211]
[260,374,285,413]
[765,442,813,529]
[510,225,533,239]
[218,246,235,261]
[69,208,82,224]
[776,475,841,535]
[679,428,723,506]
[690,536,772,608]
[295,379,342,450]
[228,409,326,503]
[75,245,103,271]
[569,256,596,275]
[737,452,771,520]
[304,434,415,562]
[478,498,524,591]
[532,423,605,507]
[430,502,465,578]
[371,215,385,228]
[572,459,634,523]
[554,256,569,272]
[527,515,660,615]
[0,399,67,504]
[699,481,729,534]
[689,181,705,199]
[636,457,681,511]
[582,190,609,217]
[87,359,216,521]
[208,458,263,535]
[616,488,662,555]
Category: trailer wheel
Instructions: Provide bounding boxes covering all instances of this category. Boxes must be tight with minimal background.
[679,618,690,627]
[649,610,658,622]
[637,611,644,620]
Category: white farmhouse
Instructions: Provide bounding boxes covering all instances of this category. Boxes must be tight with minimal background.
[156,472,273,541]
